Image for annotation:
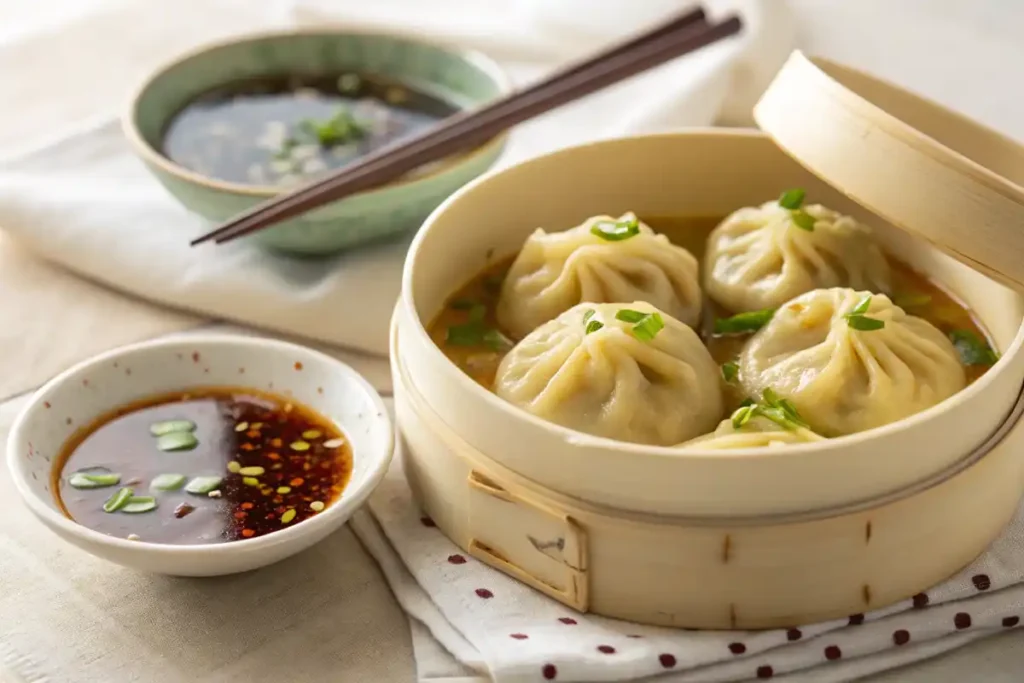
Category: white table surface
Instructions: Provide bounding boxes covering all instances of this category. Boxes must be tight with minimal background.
[2,0,1023,680]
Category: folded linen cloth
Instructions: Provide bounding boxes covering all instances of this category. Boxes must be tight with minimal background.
[351,449,1024,683]
[0,0,792,356]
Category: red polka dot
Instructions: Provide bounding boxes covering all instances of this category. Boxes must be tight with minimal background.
[786,628,802,642]
[558,617,577,625]
[824,645,842,660]
[912,593,929,608]
[972,574,991,591]
[893,629,910,646]
[420,516,436,527]
[1003,616,1020,628]
[597,645,615,654]
[447,554,467,565]
[475,588,493,599]
[954,612,972,630]
[728,642,746,655]
[542,663,557,679]
[510,633,529,640]
[659,653,677,669]
[757,665,774,679]
[848,613,864,625]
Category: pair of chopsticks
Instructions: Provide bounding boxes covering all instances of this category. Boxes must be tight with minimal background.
[192,7,742,247]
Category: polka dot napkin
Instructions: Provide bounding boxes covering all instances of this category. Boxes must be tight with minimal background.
[352,451,1024,682]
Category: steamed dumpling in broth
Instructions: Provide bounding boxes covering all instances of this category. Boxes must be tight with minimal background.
[679,414,826,450]
[738,288,966,436]
[494,301,722,446]
[705,197,891,313]
[497,213,701,340]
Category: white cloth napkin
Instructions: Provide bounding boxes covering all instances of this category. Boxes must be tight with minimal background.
[351,450,1024,683]
[0,0,792,356]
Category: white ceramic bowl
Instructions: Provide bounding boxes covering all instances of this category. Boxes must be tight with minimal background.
[398,130,1024,518]
[6,335,393,576]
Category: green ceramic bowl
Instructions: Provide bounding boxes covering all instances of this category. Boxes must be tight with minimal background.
[124,30,510,255]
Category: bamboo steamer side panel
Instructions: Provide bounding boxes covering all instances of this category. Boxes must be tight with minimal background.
[392,313,1024,629]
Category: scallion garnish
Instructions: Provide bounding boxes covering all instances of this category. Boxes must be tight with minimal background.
[721,361,739,383]
[616,309,664,341]
[790,210,816,231]
[844,295,885,331]
[585,320,604,334]
[949,330,999,366]
[150,473,187,491]
[445,305,510,351]
[156,431,198,452]
[894,292,932,309]
[300,108,367,147]
[103,487,134,513]
[714,308,775,335]
[122,496,158,514]
[590,216,640,242]
[149,419,196,436]
[731,388,809,432]
[68,471,121,489]
[185,476,223,495]
[582,309,596,323]
[778,188,806,209]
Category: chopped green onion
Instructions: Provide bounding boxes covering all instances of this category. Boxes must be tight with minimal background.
[894,293,932,309]
[300,108,367,147]
[739,397,756,408]
[630,312,665,342]
[150,474,186,491]
[122,496,158,514]
[721,361,739,383]
[68,472,121,489]
[481,328,511,351]
[844,295,885,331]
[156,431,198,452]
[185,476,223,495]
[762,388,808,428]
[582,309,596,323]
[450,299,477,310]
[848,295,872,316]
[149,419,196,436]
[102,487,134,513]
[714,308,775,335]
[778,188,806,209]
[731,405,757,430]
[590,216,640,242]
[585,320,604,334]
[790,210,816,231]
[846,315,886,331]
[468,304,487,323]
[615,309,647,324]
[949,330,999,366]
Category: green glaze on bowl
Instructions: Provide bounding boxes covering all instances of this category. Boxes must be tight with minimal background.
[124,30,510,255]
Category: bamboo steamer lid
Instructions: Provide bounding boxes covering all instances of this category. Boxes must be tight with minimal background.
[754,51,1024,291]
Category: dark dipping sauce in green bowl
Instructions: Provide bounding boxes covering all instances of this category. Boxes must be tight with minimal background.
[161,71,459,187]
[54,387,352,545]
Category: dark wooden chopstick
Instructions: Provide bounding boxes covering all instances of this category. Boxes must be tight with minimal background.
[192,8,710,247]
[194,9,741,246]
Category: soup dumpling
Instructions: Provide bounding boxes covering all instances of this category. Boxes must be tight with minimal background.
[704,198,891,313]
[494,301,722,446]
[679,413,826,450]
[497,213,701,339]
[738,288,966,436]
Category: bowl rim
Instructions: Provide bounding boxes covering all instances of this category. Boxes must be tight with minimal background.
[6,334,394,556]
[401,128,1024,461]
[122,27,513,198]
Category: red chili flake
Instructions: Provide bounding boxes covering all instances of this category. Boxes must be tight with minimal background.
[475,588,493,599]
[273,496,284,504]
[597,645,615,654]
[294,362,304,371]
[241,529,255,538]
[659,654,677,669]
[541,664,557,680]
[266,514,275,520]
[320,462,331,469]
[303,463,311,471]
[290,477,304,487]
[43,402,51,409]
[233,511,247,520]
[510,633,528,640]
[271,438,283,447]
[241,502,254,510]
[558,617,577,625]
[267,453,280,460]
[240,443,255,451]
[448,554,467,565]
[246,430,260,438]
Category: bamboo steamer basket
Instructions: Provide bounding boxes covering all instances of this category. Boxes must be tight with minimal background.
[391,52,1024,626]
